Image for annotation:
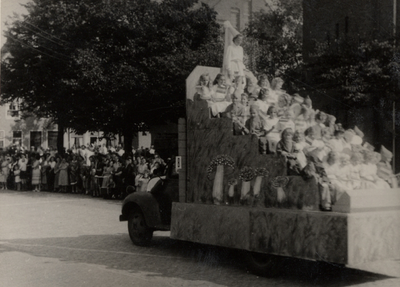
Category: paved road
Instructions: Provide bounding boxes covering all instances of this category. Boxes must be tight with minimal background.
[0,190,399,287]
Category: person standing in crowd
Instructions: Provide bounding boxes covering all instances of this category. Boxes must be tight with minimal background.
[58,156,69,193]
[13,164,21,191]
[18,153,28,190]
[123,157,135,192]
[31,154,41,192]
[69,155,79,193]
[40,155,49,191]
[48,156,56,192]
[0,155,10,190]
[53,156,61,192]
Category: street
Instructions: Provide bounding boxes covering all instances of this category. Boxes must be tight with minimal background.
[0,190,399,287]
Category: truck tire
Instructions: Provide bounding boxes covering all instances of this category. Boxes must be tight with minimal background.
[128,208,153,246]
[244,251,284,277]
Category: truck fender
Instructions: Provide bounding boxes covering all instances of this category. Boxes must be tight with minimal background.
[120,192,162,229]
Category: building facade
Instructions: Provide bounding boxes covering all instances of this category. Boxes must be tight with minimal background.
[303,0,399,61]
[201,0,270,30]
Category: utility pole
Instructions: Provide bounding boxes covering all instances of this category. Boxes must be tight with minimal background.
[393,0,397,172]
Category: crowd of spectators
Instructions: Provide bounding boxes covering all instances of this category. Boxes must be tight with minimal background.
[0,143,175,200]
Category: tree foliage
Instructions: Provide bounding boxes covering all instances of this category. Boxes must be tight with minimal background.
[306,38,400,105]
[243,0,303,92]
[1,0,223,152]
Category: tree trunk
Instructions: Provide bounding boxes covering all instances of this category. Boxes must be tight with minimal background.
[123,128,134,156]
[57,118,65,155]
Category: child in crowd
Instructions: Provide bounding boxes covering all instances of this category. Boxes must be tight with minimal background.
[14,165,21,191]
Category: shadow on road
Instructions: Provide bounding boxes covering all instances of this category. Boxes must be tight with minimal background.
[0,233,393,287]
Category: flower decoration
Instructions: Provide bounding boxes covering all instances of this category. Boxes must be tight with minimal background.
[239,166,256,182]
[255,167,269,177]
[228,179,238,186]
[207,154,235,180]
[271,176,289,188]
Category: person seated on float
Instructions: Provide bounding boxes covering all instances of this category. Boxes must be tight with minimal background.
[323,151,348,204]
[377,145,397,188]
[309,111,327,140]
[304,127,327,162]
[293,130,309,152]
[277,108,296,135]
[328,128,345,153]
[252,74,270,98]
[335,153,353,190]
[223,93,248,135]
[264,106,282,153]
[244,105,268,154]
[240,93,250,124]
[209,74,234,118]
[254,88,271,123]
[195,73,213,101]
[270,77,285,106]
[276,128,302,175]
[305,148,332,211]
[359,150,390,189]
[349,152,363,190]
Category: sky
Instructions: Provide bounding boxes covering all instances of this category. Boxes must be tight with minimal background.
[1,0,30,47]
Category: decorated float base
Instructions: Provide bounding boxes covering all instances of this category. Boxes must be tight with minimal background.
[170,195,400,266]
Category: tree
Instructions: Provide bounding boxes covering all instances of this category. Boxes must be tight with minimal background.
[1,0,223,153]
[243,0,303,92]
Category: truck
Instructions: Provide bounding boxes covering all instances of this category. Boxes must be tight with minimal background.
[119,65,400,277]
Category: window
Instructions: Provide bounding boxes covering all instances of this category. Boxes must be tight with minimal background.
[243,0,253,26]
[47,131,58,149]
[13,131,22,144]
[230,7,240,30]
[30,131,42,149]
[73,137,83,147]
[6,100,21,119]
[0,130,4,139]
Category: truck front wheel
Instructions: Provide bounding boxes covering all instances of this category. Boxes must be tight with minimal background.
[128,208,153,246]
[244,251,284,277]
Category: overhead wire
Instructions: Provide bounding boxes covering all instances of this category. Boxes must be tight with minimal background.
[6,34,69,62]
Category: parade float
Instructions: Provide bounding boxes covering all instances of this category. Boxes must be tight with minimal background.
[121,21,400,276]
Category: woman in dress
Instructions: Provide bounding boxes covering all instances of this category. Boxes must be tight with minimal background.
[69,155,79,193]
[224,33,246,85]
[58,157,69,193]
[0,155,10,190]
[31,154,41,192]
[40,155,49,191]
[48,156,56,192]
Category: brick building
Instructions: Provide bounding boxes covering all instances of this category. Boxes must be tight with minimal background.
[303,0,399,61]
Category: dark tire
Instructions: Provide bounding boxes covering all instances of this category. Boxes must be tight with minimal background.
[244,251,284,277]
[128,208,153,246]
